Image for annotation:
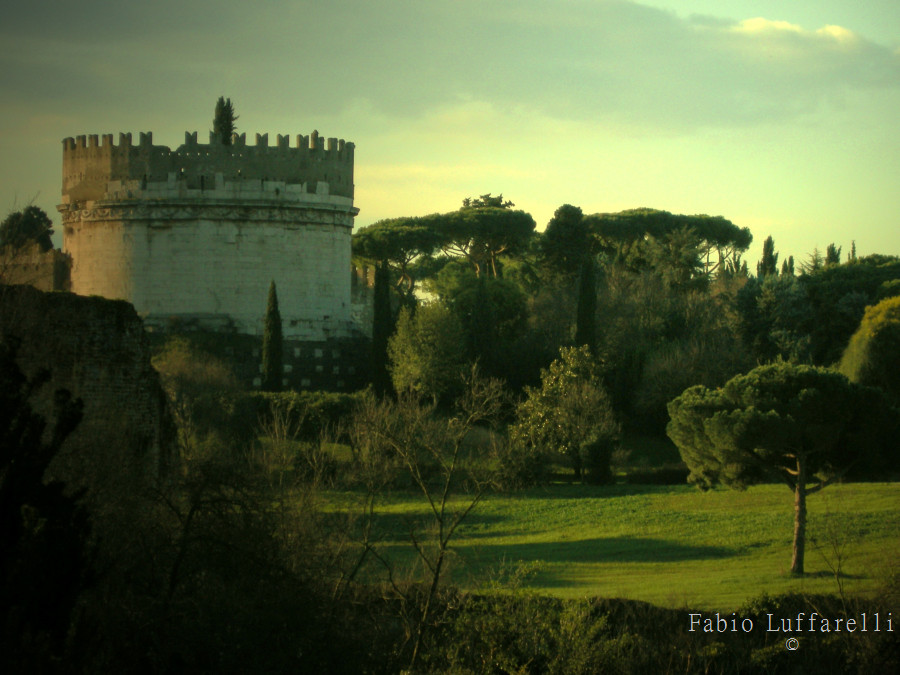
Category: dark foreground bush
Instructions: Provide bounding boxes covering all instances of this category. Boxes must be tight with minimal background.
[411,591,898,674]
[11,552,899,673]
[221,389,368,444]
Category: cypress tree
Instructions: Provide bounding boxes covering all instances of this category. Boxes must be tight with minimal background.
[574,257,597,352]
[781,255,795,276]
[756,235,778,278]
[262,280,283,391]
[371,260,393,395]
[213,96,238,146]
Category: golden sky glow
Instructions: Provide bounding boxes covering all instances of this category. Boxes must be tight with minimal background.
[1,1,898,264]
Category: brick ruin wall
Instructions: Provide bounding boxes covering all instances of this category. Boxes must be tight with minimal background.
[0,284,176,502]
[0,244,71,292]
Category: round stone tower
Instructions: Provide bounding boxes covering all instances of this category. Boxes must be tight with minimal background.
[58,130,358,341]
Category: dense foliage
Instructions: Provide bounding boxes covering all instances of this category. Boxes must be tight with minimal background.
[412,591,898,674]
[431,271,530,380]
[839,295,900,403]
[510,346,620,484]
[0,205,54,252]
[587,207,752,281]
[388,303,468,402]
[151,338,243,447]
[737,254,900,365]
[212,96,237,145]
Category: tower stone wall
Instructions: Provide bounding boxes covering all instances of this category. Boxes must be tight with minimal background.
[58,131,359,342]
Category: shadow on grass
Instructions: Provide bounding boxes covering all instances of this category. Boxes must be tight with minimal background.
[363,511,509,539]
[802,570,867,580]
[510,483,693,500]
[455,536,735,566]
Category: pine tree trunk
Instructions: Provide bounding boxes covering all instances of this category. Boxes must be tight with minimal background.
[790,457,807,575]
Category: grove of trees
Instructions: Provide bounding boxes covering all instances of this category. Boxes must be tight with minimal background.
[352,199,900,493]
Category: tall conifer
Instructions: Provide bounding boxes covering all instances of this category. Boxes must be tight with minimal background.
[262,280,283,391]
[371,261,393,395]
[756,235,779,278]
[213,96,238,146]
[575,257,597,352]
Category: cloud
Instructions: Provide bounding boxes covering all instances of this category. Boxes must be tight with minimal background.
[730,18,861,46]
[730,18,806,35]
[1,1,898,137]
[816,25,858,44]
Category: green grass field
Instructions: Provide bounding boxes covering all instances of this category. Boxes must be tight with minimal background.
[331,482,900,611]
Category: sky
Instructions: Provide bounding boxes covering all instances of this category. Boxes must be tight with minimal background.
[2,0,898,265]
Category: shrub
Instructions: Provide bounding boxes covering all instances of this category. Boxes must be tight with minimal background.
[492,431,550,489]
[510,346,620,483]
[388,303,468,402]
[839,295,900,404]
[151,338,242,448]
[580,436,615,485]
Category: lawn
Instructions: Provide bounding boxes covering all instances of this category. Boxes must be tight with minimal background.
[330,482,900,611]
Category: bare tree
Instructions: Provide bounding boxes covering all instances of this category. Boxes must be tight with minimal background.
[349,369,506,670]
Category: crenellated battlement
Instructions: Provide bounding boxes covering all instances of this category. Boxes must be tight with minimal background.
[62,130,355,202]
